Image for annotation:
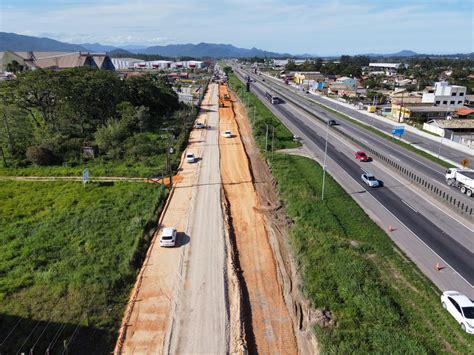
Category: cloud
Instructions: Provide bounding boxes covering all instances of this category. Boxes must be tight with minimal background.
[0,0,471,54]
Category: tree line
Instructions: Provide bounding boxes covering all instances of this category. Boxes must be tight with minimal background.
[0,67,194,167]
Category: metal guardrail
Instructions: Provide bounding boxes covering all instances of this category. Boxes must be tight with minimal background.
[247,73,473,219]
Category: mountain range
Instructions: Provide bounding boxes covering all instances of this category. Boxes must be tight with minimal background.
[0,32,471,59]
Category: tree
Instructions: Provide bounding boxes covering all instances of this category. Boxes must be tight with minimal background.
[6,60,24,74]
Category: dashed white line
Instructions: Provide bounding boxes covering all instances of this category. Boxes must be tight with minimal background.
[402,200,419,213]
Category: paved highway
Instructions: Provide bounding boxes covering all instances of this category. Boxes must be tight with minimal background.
[258,68,472,164]
[233,69,474,287]
[239,67,474,212]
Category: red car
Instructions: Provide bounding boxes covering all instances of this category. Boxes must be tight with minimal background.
[355,151,370,162]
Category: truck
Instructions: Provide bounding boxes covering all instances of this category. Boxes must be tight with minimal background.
[445,168,474,197]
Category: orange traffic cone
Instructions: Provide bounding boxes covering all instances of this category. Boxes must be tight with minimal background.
[435,263,441,271]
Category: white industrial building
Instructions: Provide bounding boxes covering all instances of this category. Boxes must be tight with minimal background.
[422,81,466,108]
[111,57,142,70]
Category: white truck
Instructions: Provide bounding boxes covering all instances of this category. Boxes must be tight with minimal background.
[446,168,474,197]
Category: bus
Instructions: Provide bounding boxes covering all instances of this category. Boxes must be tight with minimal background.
[265,92,280,104]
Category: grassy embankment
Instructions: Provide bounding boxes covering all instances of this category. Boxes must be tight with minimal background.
[229,72,473,353]
[0,181,167,354]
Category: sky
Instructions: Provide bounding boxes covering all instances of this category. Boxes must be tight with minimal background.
[0,0,473,55]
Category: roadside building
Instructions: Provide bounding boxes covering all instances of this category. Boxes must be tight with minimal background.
[423,119,474,147]
[329,76,357,96]
[293,71,324,84]
[422,81,466,108]
[392,104,455,122]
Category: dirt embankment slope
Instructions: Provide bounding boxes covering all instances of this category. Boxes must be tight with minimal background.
[218,84,301,354]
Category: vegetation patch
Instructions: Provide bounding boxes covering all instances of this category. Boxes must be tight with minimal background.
[0,67,197,177]
[231,71,473,353]
[0,181,167,353]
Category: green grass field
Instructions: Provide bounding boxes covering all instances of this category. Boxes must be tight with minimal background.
[0,181,167,354]
[230,71,473,353]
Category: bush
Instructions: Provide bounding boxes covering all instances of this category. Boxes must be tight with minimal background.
[25,146,56,166]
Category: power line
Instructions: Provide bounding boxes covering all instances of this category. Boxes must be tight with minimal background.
[46,323,67,354]
[0,317,23,347]
[15,320,41,355]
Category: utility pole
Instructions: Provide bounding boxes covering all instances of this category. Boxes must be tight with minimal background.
[321,120,330,201]
[253,106,256,126]
[438,135,444,158]
[2,111,14,156]
[398,91,404,123]
[271,126,275,160]
[265,125,269,152]
[0,146,7,167]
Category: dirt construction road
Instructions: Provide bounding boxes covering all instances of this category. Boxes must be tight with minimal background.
[116,85,219,354]
[219,85,298,354]
[168,84,229,353]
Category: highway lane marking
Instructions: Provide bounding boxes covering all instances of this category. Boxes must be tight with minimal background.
[402,200,419,213]
[242,69,474,232]
[246,74,474,286]
[259,76,449,178]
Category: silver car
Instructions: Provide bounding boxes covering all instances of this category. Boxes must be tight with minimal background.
[361,173,380,188]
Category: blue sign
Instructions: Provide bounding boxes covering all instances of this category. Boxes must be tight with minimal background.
[83,168,89,186]
[391,126,405,137]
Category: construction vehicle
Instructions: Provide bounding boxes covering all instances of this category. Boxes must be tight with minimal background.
[446,168,474,197]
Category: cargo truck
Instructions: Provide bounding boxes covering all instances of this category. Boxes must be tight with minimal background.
[446,168,474,197]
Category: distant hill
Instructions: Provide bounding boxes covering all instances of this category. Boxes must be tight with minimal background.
[0,32,87,52]
[141,42,291,58]
[80,42,118,52]
[364,50,418,58]
[108,48,134,56]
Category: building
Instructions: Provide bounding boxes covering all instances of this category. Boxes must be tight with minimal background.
[111,57,143,70]
[329,76,357,96]
[368,63,403,76]
[422,81,466,108]
[0,51,115,71]
[293,71,324,84]
[423,119,474,147]
[392,104,455,122]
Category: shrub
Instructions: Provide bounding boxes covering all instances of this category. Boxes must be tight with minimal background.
[25,146,56,166]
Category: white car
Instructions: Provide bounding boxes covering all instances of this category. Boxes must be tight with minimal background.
[159,227,177,247]
[194,122,205,129]
[222,130,232,138]
[361,173,380,188]
[186,152,196,163]
[441,291,474,334]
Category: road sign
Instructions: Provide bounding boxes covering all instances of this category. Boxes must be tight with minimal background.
[82,168,89,186]
[392,126,405,137]
[461,158,470,168]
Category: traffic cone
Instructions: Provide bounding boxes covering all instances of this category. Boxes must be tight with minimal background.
[435,263,441,271]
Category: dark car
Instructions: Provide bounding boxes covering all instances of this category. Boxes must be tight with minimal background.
[328,119,337,126]
[355,151,370,162]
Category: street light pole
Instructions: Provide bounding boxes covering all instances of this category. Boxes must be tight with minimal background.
[321,120,330,201]
[438,134,444,159]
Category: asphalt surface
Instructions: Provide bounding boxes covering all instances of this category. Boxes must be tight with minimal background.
[257,69,472,164]
[235,70,474,286]
[240,68,474,210]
